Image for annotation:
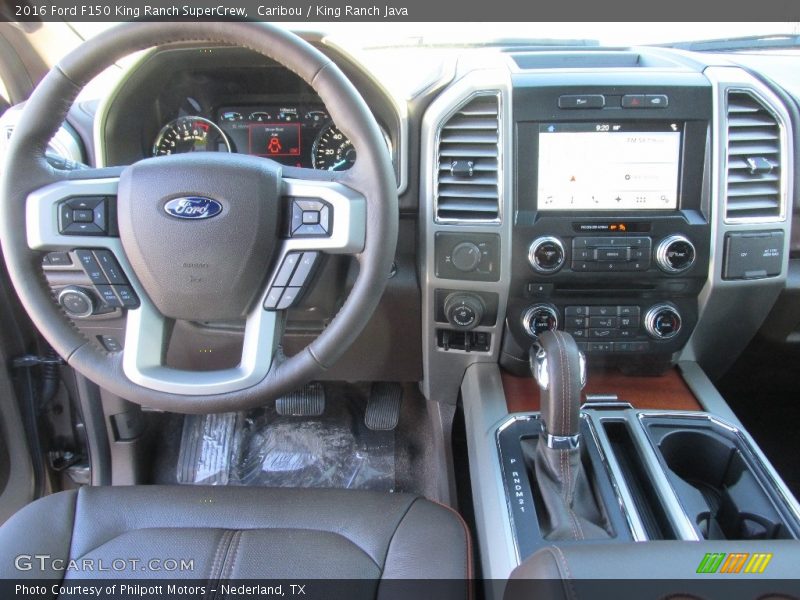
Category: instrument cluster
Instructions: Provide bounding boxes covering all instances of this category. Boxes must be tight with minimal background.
[152,104,361,171]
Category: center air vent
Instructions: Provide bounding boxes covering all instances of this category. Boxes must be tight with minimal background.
[725,90,784,222]
[435,93,500,223]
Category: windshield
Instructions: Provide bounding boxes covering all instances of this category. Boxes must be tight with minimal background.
[67,21,800,49]
[14,20,799,104]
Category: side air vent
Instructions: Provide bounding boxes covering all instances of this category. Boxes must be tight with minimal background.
[725,90,784,222]
[435,93,500,223]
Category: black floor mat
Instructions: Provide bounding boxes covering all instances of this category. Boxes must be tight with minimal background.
[175,384,395,491]
[716,338,800,501]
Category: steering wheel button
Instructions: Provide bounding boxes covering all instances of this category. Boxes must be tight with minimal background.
[115,286,140,308]
[273,253,301,287]
[295,224,327,236]
[319,206,330,231]
[264,287,284,310]
[296,199,323,211]
[75,250,108,284]
[289,252,318,287]
[277,287,301,309]
[93,250,127,284]
[92,199,107,232]
[58,203,74,231]
[302,211,320,225]
[95,285,122,308]
[66,196,103,209]
[73,209,94,223]
[290,202,304,234]
[63,222,104,235]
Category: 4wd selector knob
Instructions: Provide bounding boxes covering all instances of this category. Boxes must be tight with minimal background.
[444,293,485,330]
[656,235,696,273]
[644,304,682,340]
[528,237,565,274]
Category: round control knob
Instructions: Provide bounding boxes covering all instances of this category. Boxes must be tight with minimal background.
[656,235,696,274]
[521,304,559,338]
[444,293,485,331]
[528,237,565,274]
[644,304,682,340]
[451,242,482,273]
[57,286,96,318]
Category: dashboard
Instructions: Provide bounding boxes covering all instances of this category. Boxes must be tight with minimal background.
[3,37,793,388]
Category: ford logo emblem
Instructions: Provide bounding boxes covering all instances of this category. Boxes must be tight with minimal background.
[164,196,223,220]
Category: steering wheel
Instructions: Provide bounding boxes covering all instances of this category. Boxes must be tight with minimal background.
[0,23,398,413]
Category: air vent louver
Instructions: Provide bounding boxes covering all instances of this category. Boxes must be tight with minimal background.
[725,91,783,221]
[436,94,500,222]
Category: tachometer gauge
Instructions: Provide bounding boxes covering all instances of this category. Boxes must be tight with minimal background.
[312,124,356,171]
[152,116,231,156]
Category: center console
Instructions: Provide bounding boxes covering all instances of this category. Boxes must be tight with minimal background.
[503,77,713,373]
[419,48,799,586]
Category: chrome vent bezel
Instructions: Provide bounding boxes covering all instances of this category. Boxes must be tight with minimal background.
[434,92,501,224]
[723,89,787,224]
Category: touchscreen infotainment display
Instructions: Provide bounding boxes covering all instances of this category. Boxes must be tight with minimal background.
[537,122,682,211]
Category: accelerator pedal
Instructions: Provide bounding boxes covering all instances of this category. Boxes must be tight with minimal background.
[365,382,403,431]
[275,382,326,417]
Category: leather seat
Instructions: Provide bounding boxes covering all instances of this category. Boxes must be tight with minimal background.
[0,485,471,586]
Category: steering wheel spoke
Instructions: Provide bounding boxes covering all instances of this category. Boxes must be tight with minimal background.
[27,176,120,252]
[123,291,280,395]
[264,177,365,311]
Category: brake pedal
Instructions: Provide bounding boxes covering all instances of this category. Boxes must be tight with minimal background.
[275,382,326,417]
[365,383,402,431]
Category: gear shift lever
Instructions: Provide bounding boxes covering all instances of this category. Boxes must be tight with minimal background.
[527,330,609,540]
[530,330,586,450]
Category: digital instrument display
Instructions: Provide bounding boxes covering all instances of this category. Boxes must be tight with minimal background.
[537,122,682,211]
[216,105,334,168]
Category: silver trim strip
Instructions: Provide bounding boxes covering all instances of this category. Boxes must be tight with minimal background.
[544,432,581,450]
[420,67,513,402]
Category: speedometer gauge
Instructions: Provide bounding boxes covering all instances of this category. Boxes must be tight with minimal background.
[152,116,231,156]
[312,124,356,171]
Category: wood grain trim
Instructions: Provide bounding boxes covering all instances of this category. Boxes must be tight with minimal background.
[503,367,701,413]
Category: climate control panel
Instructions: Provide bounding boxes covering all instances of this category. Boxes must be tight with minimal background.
[515,301,689,355]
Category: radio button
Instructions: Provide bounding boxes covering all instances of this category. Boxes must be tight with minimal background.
[595,247,629,261]
[529,237,565,274]
[572,261,592,272]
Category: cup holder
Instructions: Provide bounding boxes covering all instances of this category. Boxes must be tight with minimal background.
[656,428,792,540]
